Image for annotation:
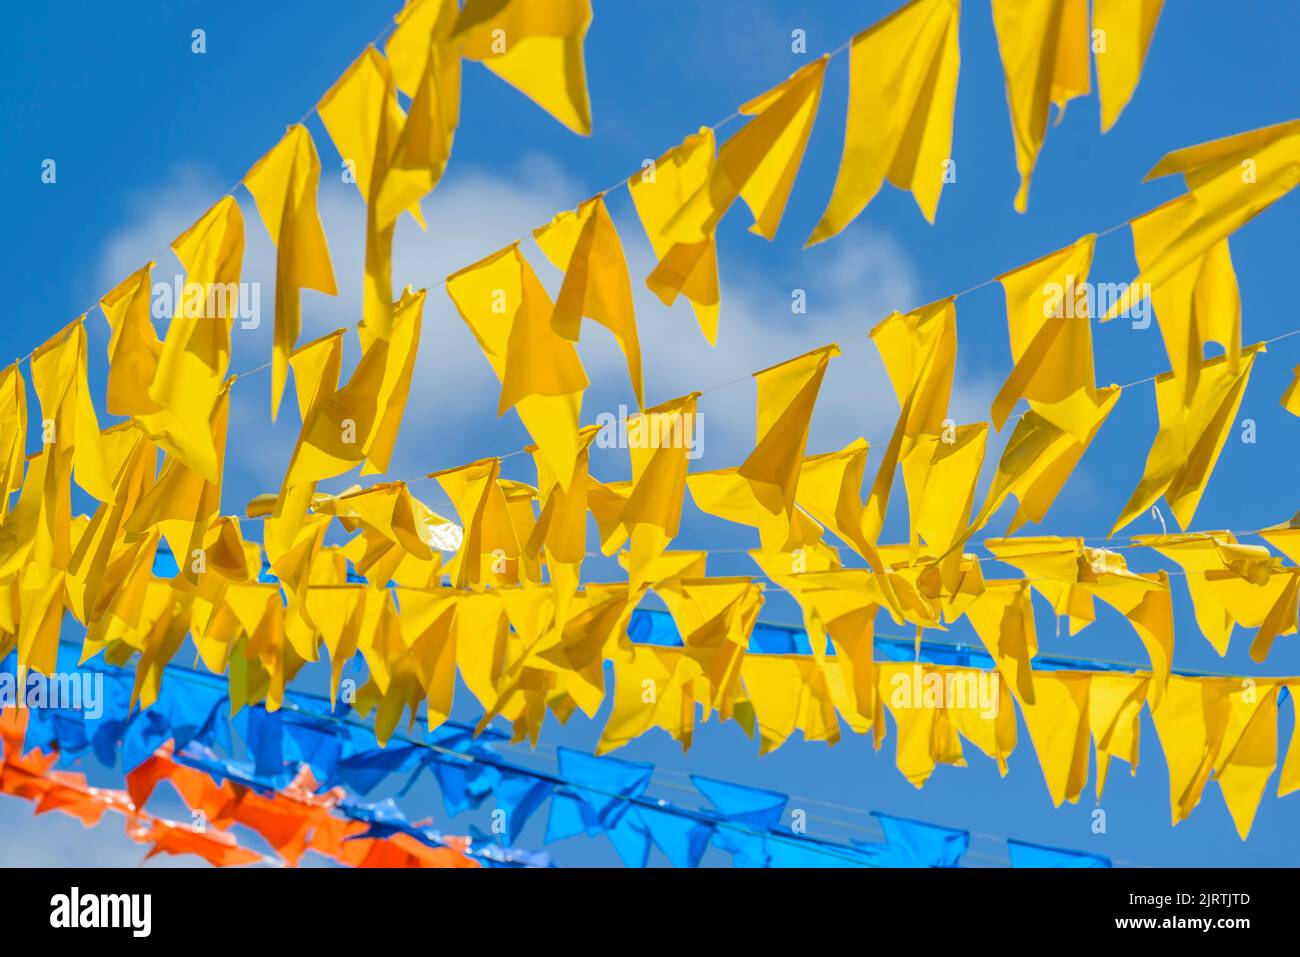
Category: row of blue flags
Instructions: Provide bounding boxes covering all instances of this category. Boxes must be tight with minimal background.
[4,646,1112,868]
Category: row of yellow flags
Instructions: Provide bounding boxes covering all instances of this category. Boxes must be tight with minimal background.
[1,113,1293,685]
[86,0,1180,452]
[17,0,1297,549]
[5,470,1300,840]
[1,112,1297,703]
[4,298,1300,836]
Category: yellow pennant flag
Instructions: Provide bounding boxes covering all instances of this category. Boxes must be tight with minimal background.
[795,439,874,559]
[1135,532,1279,656]
[740,345,839,525]
[0,364,27,521]
[453,0,593,135]
[526,426,598,606]
[741,654,841,754]
[259,329,345,579]
[453,591,511,712]
[877,662,969,787]
[899,423,987,578]
[376,0,462,231]
[353,285,425,475]
[243,124,338,421]
[992,235,1106,439]
[431,458,520,589]
[287,328,345,425]
[446,244,587,488]
[598,643,695,754]
[0,450,55,578]
[808,0,960,244]
[794,439,903,612]
[1089,673,1149,798]
[100,264,162,418]
[387,0,462,110]
[1096,570,1176,706]
[986,536,1174,705]
[1214,680,1281,839]
[318,47,421,340]
[690,347,838,554]
[689,463,825,561]
[126,378,233,576]
[303,585,367,706]
[990,0,1091,211]
[1017,671,1093,806]
[1150,675,1278,835]
[628,128,722,344]
[1247,570,1300,663]
[66,425,160,624]
[616,549,708,590]
[963,579,1038,705]
[1112,344,1262,534]
[15,562,67,677]
[315,482,449,565]
[666,57,828,243]
[132,197,243,484]
[1282,363,1300,417]
[534,194,643,407]
[283,288,425,486]
[968,387,1120,540]
[864,298,956,540]
[655,576,763,719]
[1104,119,1300,320]
[31,319,114,504]
[770,570,880,729]
[1123,195,1240,404]
[598,393,700,591]
[1092,0,1164,133]
[393,586,459,727]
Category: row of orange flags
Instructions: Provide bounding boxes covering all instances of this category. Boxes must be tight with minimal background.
[0,711,268,867]
[0,712,479,868]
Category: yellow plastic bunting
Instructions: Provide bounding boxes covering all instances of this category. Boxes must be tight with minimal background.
[243,124,338,421]
[666,57,828,243]
[317,47,419,340]
[453,0,593,135]
[1104,119,1300,320]
[1092,0,1164,132]
[534,195,644,406]
[808,0,960,243]
[628,128,722,344]
[990,0,1091,211]
[133,198,243,484]
[282,289,425,486]
[446,244,587,489]
[1112,345,1262,534]
[864,298,957,540]
[1123,195,1241,404]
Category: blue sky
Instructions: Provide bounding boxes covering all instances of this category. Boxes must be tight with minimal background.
[0,0,1298,866]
